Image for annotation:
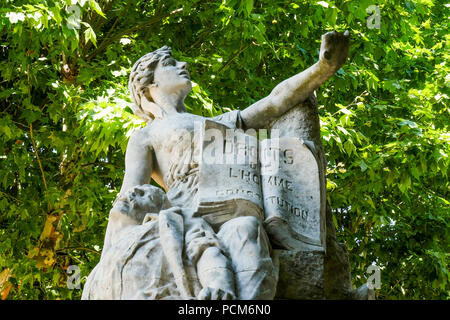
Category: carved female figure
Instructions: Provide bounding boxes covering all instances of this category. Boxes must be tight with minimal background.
[85,31,350,300]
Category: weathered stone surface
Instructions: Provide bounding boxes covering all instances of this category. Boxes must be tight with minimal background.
[270,98,375,300]
[273,245,375,300]
[262,137,322,248]
[274,249,325,300]
[270,96,327,251]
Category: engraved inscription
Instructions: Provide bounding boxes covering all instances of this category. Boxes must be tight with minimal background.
[266,196,309,219]
[216,188,262,200]
[262,175,293,191]
[229,168,261,185]
[197,120,323,248]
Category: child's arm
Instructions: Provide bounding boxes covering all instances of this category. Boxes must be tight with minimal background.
[196,247,235,300]
[185,218,236,300]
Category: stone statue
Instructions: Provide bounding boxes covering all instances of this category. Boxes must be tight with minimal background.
[83,31,368,300]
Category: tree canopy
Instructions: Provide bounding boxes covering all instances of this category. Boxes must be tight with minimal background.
[0,0,448,299]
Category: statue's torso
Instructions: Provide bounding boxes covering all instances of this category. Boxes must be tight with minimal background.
[141,111,242,209]
[146,112,203,191]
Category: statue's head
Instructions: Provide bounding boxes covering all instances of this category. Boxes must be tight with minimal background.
[129,46,191,120]
[114,184,170,225]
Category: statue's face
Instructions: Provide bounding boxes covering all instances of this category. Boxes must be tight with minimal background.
[152,54,192,99]
[126,185,164,214]
[112,185,167,225]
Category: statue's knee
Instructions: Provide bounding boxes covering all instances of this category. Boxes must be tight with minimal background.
[237,216,261,229]
[219,216,262,240]
[199,246,225,266]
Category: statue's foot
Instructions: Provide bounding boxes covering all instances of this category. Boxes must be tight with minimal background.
[319,30,350,73]
[197,287,236,300]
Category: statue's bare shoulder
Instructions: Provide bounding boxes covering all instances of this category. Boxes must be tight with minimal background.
[128,124,154,150]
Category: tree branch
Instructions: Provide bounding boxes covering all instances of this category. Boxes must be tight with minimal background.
[57,247,101,255]
[0,190,22,203]
[186,29,212,53]
[83,0,134,57]
[85,7,183,61]
[29,123,50,211]
[88,0,113,33]
[218,44,250,73]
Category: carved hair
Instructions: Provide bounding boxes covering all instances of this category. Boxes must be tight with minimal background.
[128,46,172,120]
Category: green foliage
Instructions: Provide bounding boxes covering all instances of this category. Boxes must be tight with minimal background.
[0,0,448,299]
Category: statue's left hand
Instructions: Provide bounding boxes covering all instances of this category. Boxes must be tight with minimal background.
[319,30,350,73]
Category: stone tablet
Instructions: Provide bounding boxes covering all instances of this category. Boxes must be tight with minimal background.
[195,119,264,229]
[261,137,322,247]
[195,120,323,248]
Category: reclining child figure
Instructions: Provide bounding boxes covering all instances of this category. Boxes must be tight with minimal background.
[82,184,236,299]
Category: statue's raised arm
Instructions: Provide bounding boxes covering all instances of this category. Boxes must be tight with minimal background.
[241,31,350,129]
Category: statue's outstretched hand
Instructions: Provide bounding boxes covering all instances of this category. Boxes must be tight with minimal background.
[319,30,350,73]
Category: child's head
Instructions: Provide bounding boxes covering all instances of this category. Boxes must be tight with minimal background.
[114,184,170,224]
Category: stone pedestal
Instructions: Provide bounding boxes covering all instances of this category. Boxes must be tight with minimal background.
[273,240,375,300]
[274,249,325,299]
